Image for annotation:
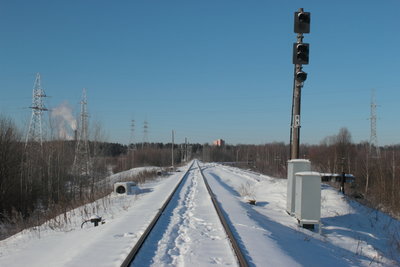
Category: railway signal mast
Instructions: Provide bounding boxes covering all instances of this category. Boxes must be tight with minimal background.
[290,8,310,159]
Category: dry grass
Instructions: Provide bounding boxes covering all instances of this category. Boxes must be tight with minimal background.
[238,181,256,199]
[0,169,159,240]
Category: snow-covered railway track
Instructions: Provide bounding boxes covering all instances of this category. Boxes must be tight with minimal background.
[121,160,248,267]
[197,162,249,267]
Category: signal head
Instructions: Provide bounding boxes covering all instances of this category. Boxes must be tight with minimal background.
[295,71,307,82]
[293,43,309,65]
[294,11,310,33]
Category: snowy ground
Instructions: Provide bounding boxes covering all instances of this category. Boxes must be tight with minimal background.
[0,166,185,267]
[204,163,400,266]
[1,161,399,266]
[133,164,236,266]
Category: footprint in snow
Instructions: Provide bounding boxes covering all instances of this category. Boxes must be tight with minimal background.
[209,235,222,240]
[113,232,136,238]
[209,257,223,264]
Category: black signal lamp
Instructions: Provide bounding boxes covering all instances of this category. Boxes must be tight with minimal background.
[293,43,309,65]
[295,71,307,82]
[294,11,310,33]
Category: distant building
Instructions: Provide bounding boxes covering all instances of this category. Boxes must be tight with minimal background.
[213,139,225,147]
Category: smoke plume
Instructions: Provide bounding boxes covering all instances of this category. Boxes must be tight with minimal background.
[51,102,77,140]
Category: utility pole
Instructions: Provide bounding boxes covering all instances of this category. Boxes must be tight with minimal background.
[130,119,135,167]
[171,130,174,169]
[392,150,396,207]
[185,137,188,162]
[290,8,310,159]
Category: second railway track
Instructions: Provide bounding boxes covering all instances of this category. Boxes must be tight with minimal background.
[121,160,248,267]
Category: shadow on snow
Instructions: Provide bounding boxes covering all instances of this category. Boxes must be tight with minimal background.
[207,171,384,267]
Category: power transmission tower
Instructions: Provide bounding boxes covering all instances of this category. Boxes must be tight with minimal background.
[129,119,136,168]
[25,73,48,147]
[21,73,48,211]
[142,120,149,148]
[130,119,136,149]
[73,88,91,177]
[369,89,380,158]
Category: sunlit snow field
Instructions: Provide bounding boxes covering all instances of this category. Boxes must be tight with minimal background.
[1,162,399,266]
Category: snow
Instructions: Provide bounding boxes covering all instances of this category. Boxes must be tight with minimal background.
[0,166,185,267]
[1,161,399,266]
[296,171,322,176]
[104,166,160,185]
[288,159,311,163]
[133,165,236,266]
[208,163,400,266]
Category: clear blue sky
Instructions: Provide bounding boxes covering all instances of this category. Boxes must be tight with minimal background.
[0,1,399,145]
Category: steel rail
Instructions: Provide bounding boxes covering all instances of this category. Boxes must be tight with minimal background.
[197,161,249,267]
[122,160,248,267]
[120,161,195,267]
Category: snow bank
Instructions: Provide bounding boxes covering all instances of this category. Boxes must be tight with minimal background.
[205,163,400,266]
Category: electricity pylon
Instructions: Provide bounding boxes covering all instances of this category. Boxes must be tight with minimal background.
[21,73,48,210]
[130,119,136,149]
[142,120,149,148]
[128,119,136,168]
[25,73,48,147]
[369,89,380,158]
[73,88,91,176]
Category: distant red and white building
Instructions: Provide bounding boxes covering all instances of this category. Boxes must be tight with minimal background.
[213,139,225,147]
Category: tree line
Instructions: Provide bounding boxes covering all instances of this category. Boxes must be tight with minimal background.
[200,128,400,219]
[0,116,186,239]
[1,113,399,239]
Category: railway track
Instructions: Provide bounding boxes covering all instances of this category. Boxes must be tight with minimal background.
[121,160,248,267]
